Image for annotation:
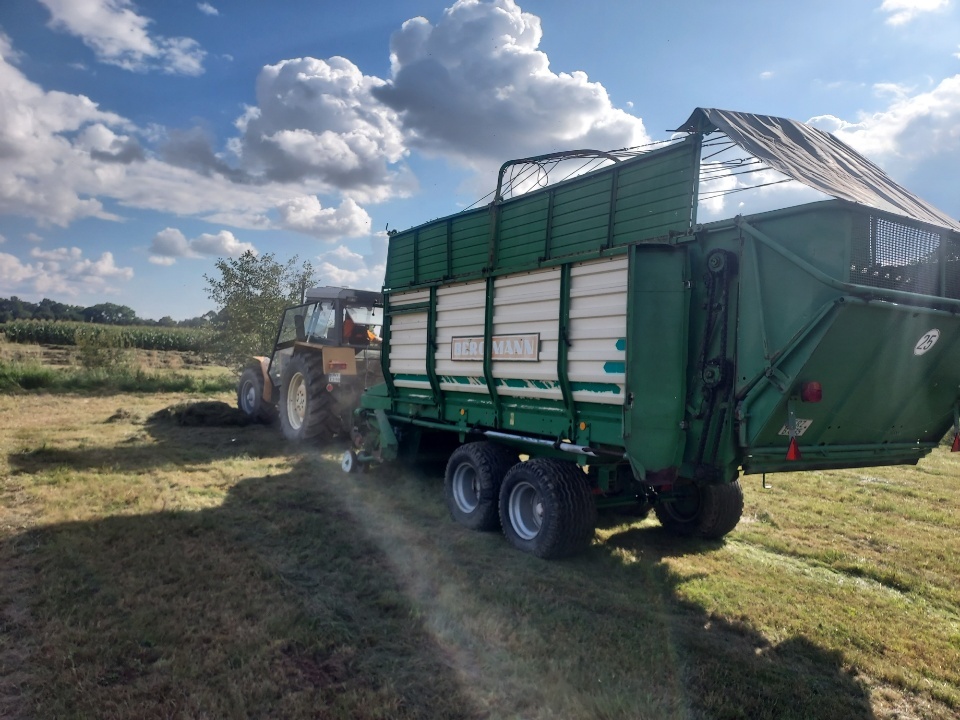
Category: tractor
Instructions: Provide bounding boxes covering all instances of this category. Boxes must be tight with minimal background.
[236,286,383,442]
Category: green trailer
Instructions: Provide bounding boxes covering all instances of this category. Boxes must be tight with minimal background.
[346,107,960,558]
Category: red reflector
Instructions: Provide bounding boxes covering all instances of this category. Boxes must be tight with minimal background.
[330,362,348,370]
[326,384,334,393]
[786,437,802,461]
[952,433,960,453]
[800,381,823,403]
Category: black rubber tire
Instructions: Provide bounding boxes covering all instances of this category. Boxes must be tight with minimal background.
[278,353,341,443]
[654,478,743,539]
[236,367,276,423]
[444,442,519,531]
[498,458,597,559]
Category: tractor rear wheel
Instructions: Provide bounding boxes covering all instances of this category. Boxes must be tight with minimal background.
[654,478,743,539]
[278,353,341,442]
[498,458,596,559]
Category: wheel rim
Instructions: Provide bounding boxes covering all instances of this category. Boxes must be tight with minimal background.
[240,381,257,413]
[451,463,479,513]
[286,372,306,430]
[508,480,543,540]
[341,451,355,473]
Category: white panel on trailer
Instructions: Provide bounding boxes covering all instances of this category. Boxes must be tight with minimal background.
[492,268,562,402]
[389,289,430,389]
[568,256,628,405]
[436,280,486,394]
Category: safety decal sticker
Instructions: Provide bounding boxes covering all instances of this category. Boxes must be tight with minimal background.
[778,419,813,437]
[913,329,940,356]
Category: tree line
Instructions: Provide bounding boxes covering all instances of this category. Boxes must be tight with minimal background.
[0,296,215,328]
[3,251,322,368]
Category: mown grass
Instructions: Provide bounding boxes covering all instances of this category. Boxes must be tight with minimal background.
[1,393,959,719]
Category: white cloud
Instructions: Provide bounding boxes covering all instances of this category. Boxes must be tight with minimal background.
[373,0,650,167]
[197,2,219,16]
[760,71,774,80]
[807,75,960,168]
[315,235,387,291]
[38,0,206,75]
[276,196,371,239]
[26,233,44,243]
[0,2,657,245]
[148,227,192,258]
[192,230,255,256]
[234,56,414,201]
[148,227,255,264]
[873,82,914,100]
[0,233,6,244]
[879,0,949,25]
[0,35,385,239]
[699,74,960,221]
[0,246,133,297]
[0,32,131,226]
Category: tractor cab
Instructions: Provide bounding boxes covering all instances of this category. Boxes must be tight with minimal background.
[236,284,385,433]
[272,286,383,354]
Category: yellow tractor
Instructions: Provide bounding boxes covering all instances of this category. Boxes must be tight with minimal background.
[237,286,383,442]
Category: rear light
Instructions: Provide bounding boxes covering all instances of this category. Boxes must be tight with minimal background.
[952,433,960,453]
[330,361,348,370]
[800,381,822,403]
[326,384,334,393]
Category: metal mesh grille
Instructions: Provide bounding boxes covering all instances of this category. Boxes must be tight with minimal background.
[849,214,950,297]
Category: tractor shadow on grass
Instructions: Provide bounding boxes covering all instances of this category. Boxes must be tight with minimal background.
[0,456,486,720]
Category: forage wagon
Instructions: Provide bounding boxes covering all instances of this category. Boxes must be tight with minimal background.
[344,108,960,558]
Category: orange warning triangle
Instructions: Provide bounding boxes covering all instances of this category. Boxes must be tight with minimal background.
[786,436,802,461]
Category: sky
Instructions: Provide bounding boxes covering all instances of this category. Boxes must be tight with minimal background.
[0,0,959,320]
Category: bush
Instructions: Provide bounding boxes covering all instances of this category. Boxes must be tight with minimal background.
[75,325,132,371]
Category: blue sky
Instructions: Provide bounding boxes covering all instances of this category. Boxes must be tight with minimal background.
[0,0,958,320]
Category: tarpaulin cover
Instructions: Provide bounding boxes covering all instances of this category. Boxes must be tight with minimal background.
[677,108,960,233]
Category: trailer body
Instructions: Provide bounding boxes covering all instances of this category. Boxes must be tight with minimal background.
[351,108,960,557]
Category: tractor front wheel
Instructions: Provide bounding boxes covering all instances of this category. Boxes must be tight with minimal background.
[237,366,276,423]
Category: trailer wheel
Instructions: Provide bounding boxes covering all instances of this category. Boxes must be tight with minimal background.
[654,478,743,539]
[444,442,518,531]
[278,353,340,442]
[499,458,596,559]
[341,449,367,474]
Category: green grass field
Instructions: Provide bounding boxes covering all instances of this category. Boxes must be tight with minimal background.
[1,390,958,719]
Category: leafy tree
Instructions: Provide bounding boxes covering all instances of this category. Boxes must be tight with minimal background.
[36,298,84,322]
[81,302,140,325]
[204,251,317,367]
